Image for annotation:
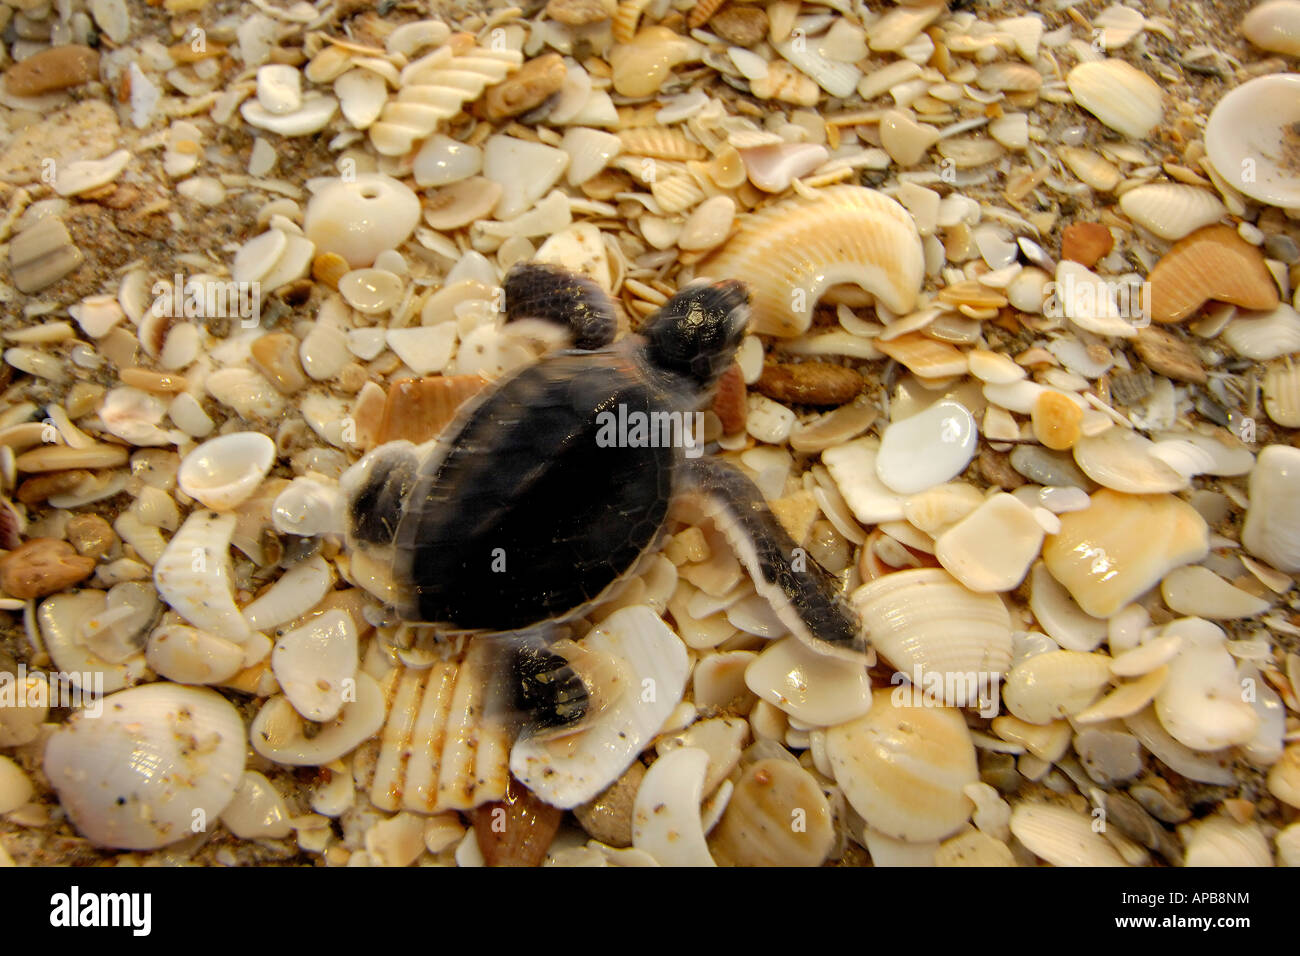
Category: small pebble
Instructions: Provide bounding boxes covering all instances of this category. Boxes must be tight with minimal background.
[710,5,770,46]
[1060,222,1114,268]
[66,513,117,559]
[4,45,99,96]
[1132,326,1207,385]
[0,538,97,599]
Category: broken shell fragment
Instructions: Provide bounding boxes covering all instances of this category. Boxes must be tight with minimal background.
[1155,618,1260,751]
[153,511,250,643]
[1146,224,1279,324]
[304,175,421,268]
[271,609,358,723]
[1241,445,1300,573]
[700,185,924,337]
[709,758,835,867]
[1067,59,1163,140]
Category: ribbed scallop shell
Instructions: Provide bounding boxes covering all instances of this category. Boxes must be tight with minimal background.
[370,639,510,813]
[1264,360,1300,427]
[851,568,1013,701]
[709,758,835,867]
[1118,184,1226,241]
[1183,816,1274,866]
[153,511,250,643]
[699,185,924,336]
[611,0,650,43]
[617,127,708,160]
[1221,304,1300,361]
[1010,803,1127,866]
[1066,59,1164,139]
[1147,224,1279,324]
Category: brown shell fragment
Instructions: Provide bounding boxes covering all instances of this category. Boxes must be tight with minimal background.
[1060,222,1114,268]
[756,362,863,406]
[711,362,748,434]
[0,538,97,599]
[470,776,563,867]
[483,53,566,121]
[378,374,490,445]
[249,333,308,394]
[1146,224,1280,323]
[546,0,616,25]
[1133,326,1207,385]
[16,470,92,505]
[4,45,99,97]
[573,759,645,847]
[709,759,835,866]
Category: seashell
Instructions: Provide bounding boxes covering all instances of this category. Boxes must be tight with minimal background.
[241,95,339,137]
[153,511,251,643]
[423,177,503,231]
[1003,650,1112,724]
[679,195,736,253]
[1010,803,1126,866]
[256,63,302,115]
[304,175,419,269]
[1160,566,1271,620]
[369,41,521,156]
[1146,224,1279,324]
[146,624,245,686]
[271,609,358,722]
[709,759,835,867]
[657,717,748,794]
[976,61,1043,93]
[7,214,84,294]
[875,333,968,378]
[44,684,246,850]
[335,68,388,130]
[875,399,977,496]
[511,606,688,808]
[826,689,978,842]
[1270,745,1300,809]
[221,771,292,841]
[483,52,566,122]
[1029,562,1107,652]
[1205,73,1300,208]
[852,568,1012,706]
[934,493,1044,593]
[1073,665,1168,724]
[1125,704,1235,784]
[699,185,919,335]
[936,829,1016,866]
[1220,304,1300,361]
[1049,260,1140,338]
[773,36,861,98]
[1147,618,1259,751]
[739,143,829,193]
[1184,817,1273,867]
[750,60,820,106]
[38,590,148,694]
[788,394,877,454]
[177,432,275,513]
[632,747,715,866]
[1118,184,1225,241]
[1242,445,1300,573]
[1066,59,1164,139]
[3,44,99,97]
[617,127,708,161]
[413,134,481,188]
[1264,361,1300,427]
[51,149,131,198]
[251,672,386,767]
[387,325,457,375]
[387,19,453,56]
[822,438,905,525]
[879,109,941,168]
[743,636,873,727]
[612,0,650,42]
[1242,0,1300,54]
[483,134,570,220]
[561,128,621,186]
[1072,428,1187,494]
[868,3,946,53]
[1043,489,1208,619]
[610,26,702,98]
[470,778,563,867]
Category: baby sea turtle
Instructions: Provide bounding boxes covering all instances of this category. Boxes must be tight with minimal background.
[340,263,865,734]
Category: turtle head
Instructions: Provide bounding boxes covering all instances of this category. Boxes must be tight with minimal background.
[640,279,749,388]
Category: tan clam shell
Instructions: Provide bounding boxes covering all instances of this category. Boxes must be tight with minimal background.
[698,185,924,336]
[851,568,1013,705]
[1066,59,1164,140]
[1146,224,1279,324]
[1010,802,1127,866]
[826,688,978,843]
[1118,184,1225,241]
[1183,816,1274,867]
[708,758,836,867]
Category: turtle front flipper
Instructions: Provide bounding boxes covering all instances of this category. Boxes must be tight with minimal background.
[503,261,617,351]
[484,628,628,741]
[679,457,868,663]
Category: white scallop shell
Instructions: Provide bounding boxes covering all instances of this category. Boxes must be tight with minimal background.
[1183,816,1274,867]
[271,609,358,723]
[38,590,149,694]
[826,689,978,842]
[851,568,1012,706]
[511,606,689,809]
[177,431,275,512]
[1220,304,1300,361]
[699,185,924,337]
[1009,803,1126,867]
[632,747,715,867]
[1118,184,1226,241]
[1205,73,1300,208]
[1067,59,1164,139]
[43,683,246,849]
[153,511,251,643]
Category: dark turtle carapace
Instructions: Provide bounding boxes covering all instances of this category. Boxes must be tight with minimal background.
[340,262,865,735]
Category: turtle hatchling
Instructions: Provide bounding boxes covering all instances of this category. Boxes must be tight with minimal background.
[333,263,866,735]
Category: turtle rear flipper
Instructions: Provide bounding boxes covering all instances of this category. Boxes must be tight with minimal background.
[680,457,868,663]
[503,261,617,351]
